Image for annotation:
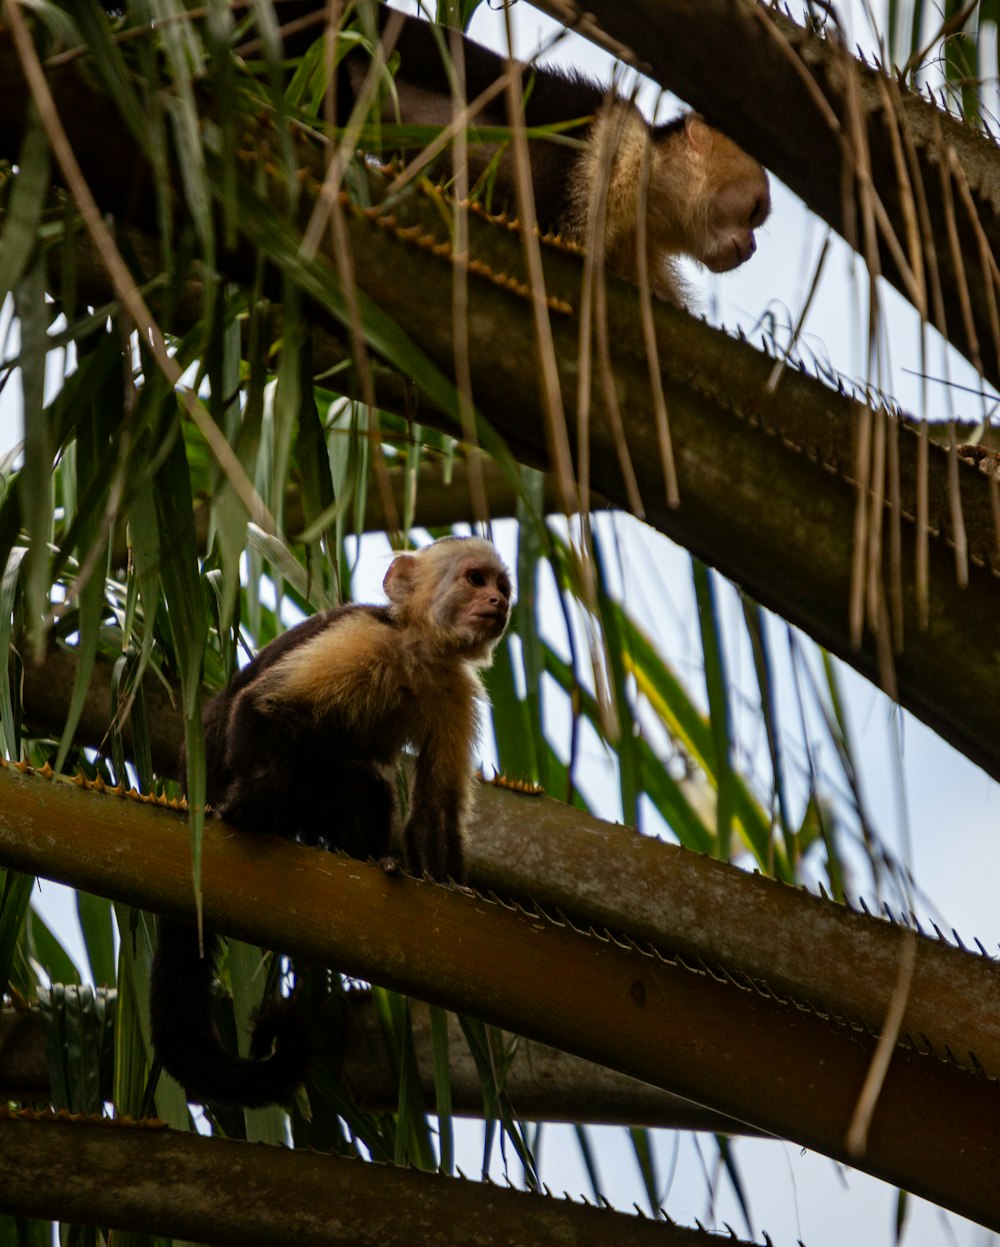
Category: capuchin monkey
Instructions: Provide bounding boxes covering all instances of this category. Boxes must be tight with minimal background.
[277,4,771,304]
[100,3,769,301]
[150,536,511,1108]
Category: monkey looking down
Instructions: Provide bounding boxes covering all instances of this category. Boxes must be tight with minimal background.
[150,536,512,1108]
[99,3,770,302]
[322,6,771,304]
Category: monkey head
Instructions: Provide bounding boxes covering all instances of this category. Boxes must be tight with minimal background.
[384,537,512,661]
[683,116,770,274]
[644,114,770,279]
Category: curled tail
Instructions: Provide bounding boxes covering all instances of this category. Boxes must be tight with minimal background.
[150,917,311,1108]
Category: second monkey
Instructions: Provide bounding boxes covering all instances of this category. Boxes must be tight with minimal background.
[278,5,771,304]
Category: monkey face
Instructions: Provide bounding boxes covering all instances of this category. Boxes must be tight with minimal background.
[699,176,771,273]
[662,116,770,277]
[459,560,512,643]
[384,538,512,659]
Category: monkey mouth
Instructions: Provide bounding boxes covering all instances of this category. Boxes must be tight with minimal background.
[472,609,508,629]
[704,237,755,273]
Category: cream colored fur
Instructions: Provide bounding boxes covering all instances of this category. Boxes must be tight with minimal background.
[564,108,769,307]
[565,105,688,305]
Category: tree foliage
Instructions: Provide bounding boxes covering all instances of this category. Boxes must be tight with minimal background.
[1,0,1000,1242]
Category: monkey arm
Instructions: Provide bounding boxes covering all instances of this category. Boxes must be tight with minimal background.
[403,694,481,884]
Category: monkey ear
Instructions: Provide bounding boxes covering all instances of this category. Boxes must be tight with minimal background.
[684,114,714,152]
[384,554,418,601]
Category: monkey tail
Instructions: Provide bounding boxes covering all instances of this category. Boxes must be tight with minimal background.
[150,917,312,1108]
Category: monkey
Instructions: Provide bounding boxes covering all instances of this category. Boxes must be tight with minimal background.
[272,4,771,305]
[150,536,512,1108]
[98,3,769,302]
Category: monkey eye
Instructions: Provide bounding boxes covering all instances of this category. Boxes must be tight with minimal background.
[498,574,511,599]
[467,569,487,587]
[749,196,768,228]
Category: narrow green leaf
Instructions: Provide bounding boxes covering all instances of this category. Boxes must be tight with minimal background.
[541,641,715,851]
[0,106,50,307]
[294,340,339,600]
[204,0,240,249]
[396,1002,437,1171]
[0,546,28,759]
[109,652,155,794]
[511,482,548,785]
[14,255,53,662]
[715,1134,754,1236]
[627,1125,659,1218]
[75,891,116,991]
[154,0,216,266]
[482,636,537,784]
[370,987,435,1171]
[245,522,334,611]
[895,1187,910,1243]
[428,1005,454,1175]
[572,1124,603,1204]
[53,569,102,776]
[592,532,643,827]
[457,1016,537,1190]
[228,938,287,1144]
[271,288,304,529]
[0,870,34,995]
[740,597,794,871]
[121,477,164,799]
[152,419,207,911]
[692,560,735,859]
[66,0,148,139]
[26,906,81,990]
[112,903,191,1128]
[0,1212,52,1246]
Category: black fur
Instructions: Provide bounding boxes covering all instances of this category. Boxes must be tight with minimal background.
[150,921,313,1109]
[151,605,399,1108]
[203,605,397,854]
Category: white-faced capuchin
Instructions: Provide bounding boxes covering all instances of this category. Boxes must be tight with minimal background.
[101,3,769,300]
[150,536,512,1108]
[277,4,771,304]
